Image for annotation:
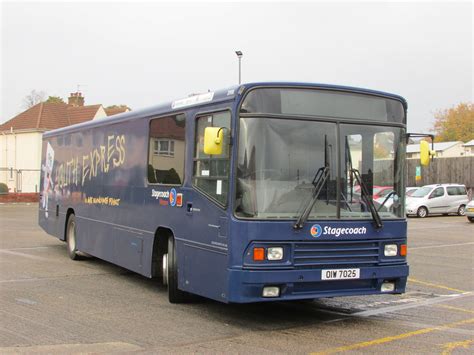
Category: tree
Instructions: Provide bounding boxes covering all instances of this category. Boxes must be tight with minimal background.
[433,102,474,142]
[45,96,65,104]
[22,90,46,109]
[105,104,131,110]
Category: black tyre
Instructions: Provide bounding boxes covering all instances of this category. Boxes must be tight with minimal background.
[66,214,80,260]
[417,206,428,218]
[468,217,474,223]
[457,205,466,216]
[164,237,189,303]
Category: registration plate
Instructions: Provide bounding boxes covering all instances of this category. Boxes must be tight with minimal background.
[321,268,360,280]
[467,208,474,212]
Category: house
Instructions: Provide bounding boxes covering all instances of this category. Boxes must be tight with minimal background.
[406,141,465,159]
[463,140,474,156]
[0,92,129,193]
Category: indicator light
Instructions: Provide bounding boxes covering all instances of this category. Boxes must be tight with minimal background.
[400,244,407,256]
[253,247,265,261]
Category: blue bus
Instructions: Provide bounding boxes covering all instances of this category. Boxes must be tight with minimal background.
[39,82,422,303]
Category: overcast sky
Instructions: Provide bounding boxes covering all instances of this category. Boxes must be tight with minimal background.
[1,1,472,133]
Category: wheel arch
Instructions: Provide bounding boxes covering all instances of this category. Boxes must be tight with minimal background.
[416,205,429,218]
[62,208,75,241]
[151,226,174,278]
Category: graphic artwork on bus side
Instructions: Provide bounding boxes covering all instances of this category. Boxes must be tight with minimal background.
[41,142,55,218]
[53,134,126,190]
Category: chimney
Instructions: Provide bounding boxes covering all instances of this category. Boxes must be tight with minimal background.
[68,92,85,107]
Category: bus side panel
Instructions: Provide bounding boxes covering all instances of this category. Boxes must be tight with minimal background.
[180,241,228,302]
[77,120,148,273]
[38,137,66,240]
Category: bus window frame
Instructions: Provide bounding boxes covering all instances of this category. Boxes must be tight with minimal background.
[232,85,407,221]
[146,111,187,187]
[239,85,407,124]
[192,108,233,209]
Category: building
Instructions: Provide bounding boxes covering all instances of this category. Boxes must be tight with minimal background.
[0,92,130,193]
[463,140,474,156]
[406,141,465,159]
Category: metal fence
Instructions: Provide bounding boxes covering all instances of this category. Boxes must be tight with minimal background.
[0,168,41,193]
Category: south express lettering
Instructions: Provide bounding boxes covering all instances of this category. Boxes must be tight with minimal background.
[55,134,126,188]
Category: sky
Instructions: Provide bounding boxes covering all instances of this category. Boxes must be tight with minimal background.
[1,1,472,133]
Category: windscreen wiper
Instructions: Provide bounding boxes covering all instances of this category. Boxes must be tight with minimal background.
[293,166,330,230]
[350,168,383,229]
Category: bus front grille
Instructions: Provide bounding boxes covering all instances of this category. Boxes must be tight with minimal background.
[293,240,381,268]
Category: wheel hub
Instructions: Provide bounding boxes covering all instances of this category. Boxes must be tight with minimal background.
[162,253,168,286]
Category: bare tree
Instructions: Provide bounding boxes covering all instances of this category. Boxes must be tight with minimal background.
[22,90,47,109]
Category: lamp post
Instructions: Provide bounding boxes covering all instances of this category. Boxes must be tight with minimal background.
[235,51,243,84]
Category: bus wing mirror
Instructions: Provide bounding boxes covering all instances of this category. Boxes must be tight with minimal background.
[406,133,435,166]
[204,127,224,155]
[420,140,435,166]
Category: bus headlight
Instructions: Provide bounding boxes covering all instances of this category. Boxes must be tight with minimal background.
[267,247,284,260]
[384,244,398,257]
[263,286,280,297]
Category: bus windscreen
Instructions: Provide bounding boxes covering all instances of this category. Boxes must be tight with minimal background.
[241,88,405,123]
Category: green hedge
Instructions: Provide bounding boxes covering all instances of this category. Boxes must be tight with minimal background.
[0,182,8,194]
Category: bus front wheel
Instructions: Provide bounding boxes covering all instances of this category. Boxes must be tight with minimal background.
[66,214,80,260]
[164,237,189,303]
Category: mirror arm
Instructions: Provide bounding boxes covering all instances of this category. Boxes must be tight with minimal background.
[216,127,225,137]
[406,133,435,151]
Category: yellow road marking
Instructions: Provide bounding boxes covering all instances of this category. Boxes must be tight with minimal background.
[437,304,474,314]
[441,339,474,355]
[408,278,467,293]
[310,317,474,355]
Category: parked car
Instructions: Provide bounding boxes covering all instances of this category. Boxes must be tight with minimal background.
[406,184,469,218]
[466,200,474,223]
[375,187,417,210]
[406,187,419,196]
[373,186,394,200]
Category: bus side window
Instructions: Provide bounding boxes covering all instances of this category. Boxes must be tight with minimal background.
[147,114,186,185]
[193,111,231,206]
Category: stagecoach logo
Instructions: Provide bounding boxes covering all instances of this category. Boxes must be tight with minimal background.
[310,224,323,238]
[169,188,177,207]
[151,188,183,207]
[310,224,367,238]
[152,189,169,199]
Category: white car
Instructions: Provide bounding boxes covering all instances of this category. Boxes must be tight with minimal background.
[466,200,474,223]
[375,187,418,210]
[406,184,469,218]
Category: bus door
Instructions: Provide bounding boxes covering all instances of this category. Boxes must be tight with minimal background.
[182,111,232,301]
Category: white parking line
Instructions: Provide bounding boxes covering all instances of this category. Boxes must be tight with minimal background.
[352,292,473,317]
[0,249,49,261]
[410,242,474,250]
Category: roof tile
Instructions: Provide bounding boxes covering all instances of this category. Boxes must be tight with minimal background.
[0,103,101,132]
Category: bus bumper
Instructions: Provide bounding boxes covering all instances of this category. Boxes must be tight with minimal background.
[226,264,408,303]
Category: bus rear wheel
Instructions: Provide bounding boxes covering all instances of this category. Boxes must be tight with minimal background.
[163,237,190,303]
[66,214,80,260]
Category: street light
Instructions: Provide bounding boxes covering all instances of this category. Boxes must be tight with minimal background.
[235,51,243,84]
